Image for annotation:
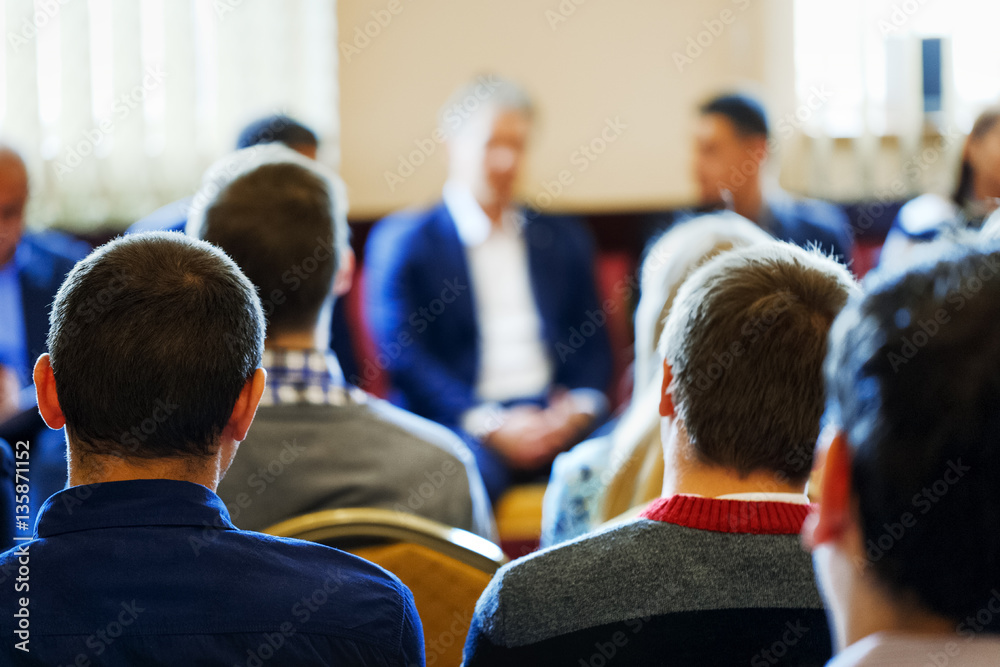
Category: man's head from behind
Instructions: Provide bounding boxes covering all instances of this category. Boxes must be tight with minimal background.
[34,233,265,483]
[809,244,1000,648]
[441,75,534,210]
[658,242,856,486]
[189,144,351,343]
[693,93,769,207]
[236,114,319,160]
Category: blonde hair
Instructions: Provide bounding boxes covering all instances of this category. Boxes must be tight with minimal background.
[600,212,772,522]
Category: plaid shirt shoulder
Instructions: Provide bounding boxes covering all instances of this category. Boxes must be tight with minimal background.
[259,348,366,407]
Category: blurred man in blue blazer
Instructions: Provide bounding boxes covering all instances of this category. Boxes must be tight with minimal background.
[0,146,88,421]
[0,146,90,528]
[365,76,612,500]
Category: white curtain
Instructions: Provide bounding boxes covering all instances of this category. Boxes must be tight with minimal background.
[787,0,1000,201]
[1,0,338,231]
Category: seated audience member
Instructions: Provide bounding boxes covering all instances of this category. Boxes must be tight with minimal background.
[677,93,852,262]
[365,76,612,501]
[0,234,423,665]
[805,244,1000,664]
[0,145,89,526]
[0,145,88,421]
[541,211,771,546]
[126,114,361,407]
[191,145,494,539]
[879,107,1000,270]
[127,114,319,235]
[465,241,856,666]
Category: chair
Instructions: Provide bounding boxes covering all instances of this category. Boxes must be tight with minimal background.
[494,483,547,560]
[265,508,506,666]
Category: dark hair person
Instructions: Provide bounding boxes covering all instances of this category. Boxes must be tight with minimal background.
[880,107,1000,270]
[0,232,423,665]
[807,242,1000,663]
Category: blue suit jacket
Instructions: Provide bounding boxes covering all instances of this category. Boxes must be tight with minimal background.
[364,203,613,429]
[670,196,853,263]
[764,195,853,262]
[18,233,89,371]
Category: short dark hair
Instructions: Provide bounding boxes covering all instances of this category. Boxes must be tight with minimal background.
[48,233,264,459]
[700,93,769,138]
[194,148,347,337]
[661,242,855,482]
[236,115,318,151]
[826,243,1000,623]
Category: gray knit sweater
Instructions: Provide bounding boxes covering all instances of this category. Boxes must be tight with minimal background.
[464,495,831,666]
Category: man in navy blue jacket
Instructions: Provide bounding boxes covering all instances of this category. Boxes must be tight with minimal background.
[365,76,613,500]
[0,233,423,665]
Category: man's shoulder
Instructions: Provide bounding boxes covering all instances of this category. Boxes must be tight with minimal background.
[232,528,399,580]
[18,232,88,282]
[360,395,475,462]
[477,519,663,641]
[491,517,668,589]
[769,193,849,234]
[209,526,415,647]
[368,202,452,250]
[0,531,416,662]
[478,516,822,647]
[521,210,592,248]
[252,397,473,467]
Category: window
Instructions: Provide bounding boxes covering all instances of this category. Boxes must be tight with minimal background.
[794,0,1000,136]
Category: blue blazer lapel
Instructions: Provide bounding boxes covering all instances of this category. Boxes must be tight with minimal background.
[18,250,60,364]
[523,216,560,348]
[429,204,479,346]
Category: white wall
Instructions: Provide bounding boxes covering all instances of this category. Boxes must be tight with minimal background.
[338,0,797,218]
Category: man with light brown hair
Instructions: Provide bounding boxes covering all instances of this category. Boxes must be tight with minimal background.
[465,240,856,666]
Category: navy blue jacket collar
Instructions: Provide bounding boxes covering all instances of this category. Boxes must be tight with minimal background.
[36,479,237,538]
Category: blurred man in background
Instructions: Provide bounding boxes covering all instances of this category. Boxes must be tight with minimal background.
[0,146,88,422]
[687,93,853,262]
[365,76,613,502]
[0,146,89,529]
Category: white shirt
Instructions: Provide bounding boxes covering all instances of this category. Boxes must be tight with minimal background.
[828,632,1000,666]
[443,181,554,405]
[716,492,811,505]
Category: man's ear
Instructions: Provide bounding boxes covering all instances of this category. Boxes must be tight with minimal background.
[226,368,267,442]
[33,354,66,430]
[659,361,675,418]
[745,134,769,165]
[332,248,355,297]
[803,430,853,549]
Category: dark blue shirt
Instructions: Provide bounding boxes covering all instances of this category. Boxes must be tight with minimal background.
[0,479,424,666]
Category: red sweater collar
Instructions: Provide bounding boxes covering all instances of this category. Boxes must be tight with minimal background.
[639,494,813,535]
